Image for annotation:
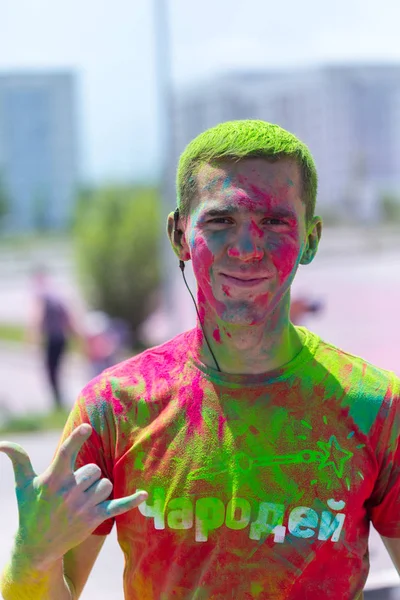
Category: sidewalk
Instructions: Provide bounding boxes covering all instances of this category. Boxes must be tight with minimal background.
[0,341,89,422]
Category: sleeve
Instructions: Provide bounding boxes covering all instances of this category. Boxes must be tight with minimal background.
[53,383,116,535]
[367,376,400,537]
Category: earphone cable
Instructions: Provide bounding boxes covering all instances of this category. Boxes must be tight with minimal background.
[179,262,221,372]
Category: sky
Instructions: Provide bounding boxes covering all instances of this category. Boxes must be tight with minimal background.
[1,0,400,184]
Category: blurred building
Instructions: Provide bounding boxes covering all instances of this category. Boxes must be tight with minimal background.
[0,71,79,232]
[173,64,400,222]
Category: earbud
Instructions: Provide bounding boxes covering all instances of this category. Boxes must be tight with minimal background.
[173,208,186,271]
[173,208,182,245]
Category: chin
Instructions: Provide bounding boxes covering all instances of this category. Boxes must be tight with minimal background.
[217,302,271,326]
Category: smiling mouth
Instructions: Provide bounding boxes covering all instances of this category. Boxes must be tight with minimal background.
[219,273,270,287]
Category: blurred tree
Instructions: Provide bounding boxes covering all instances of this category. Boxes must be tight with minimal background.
[380,193,400,223]
[73,185,162,341]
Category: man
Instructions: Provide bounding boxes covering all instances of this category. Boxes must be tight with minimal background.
[28,266,76,409]
[1,120,400,599]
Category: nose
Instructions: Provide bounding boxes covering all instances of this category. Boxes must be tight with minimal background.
[227,224,264,261]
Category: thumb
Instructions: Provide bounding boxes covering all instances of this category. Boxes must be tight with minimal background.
[0,441,36,486]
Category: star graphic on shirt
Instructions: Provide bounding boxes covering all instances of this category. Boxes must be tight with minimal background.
[316,435,353,479]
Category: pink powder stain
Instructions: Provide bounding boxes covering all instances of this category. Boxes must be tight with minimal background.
[111,396,124,415]
[99,379,125,416]
[221,284,231,297]
[218,414,227,441]
[248,219,264,239]
[274,248,298,284]
[213,327,221,343]
[178,372,205,438]
[228,247,240,257]
[197,287,207,322]
[195,247,227,317]
[249,183,275,206]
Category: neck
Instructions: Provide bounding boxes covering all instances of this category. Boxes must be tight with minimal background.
[194,297,303,375]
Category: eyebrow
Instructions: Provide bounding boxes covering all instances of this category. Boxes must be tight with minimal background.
[201,207,297,219]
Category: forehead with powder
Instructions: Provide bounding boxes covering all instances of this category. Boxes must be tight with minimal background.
[192,158,303,213]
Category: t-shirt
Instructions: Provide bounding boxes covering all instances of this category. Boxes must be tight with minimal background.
[57,326,400,599]
[39,293,70,340]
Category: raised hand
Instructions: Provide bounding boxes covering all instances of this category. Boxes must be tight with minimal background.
[0,424,148,570]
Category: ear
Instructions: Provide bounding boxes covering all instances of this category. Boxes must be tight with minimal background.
[166,211,191,261]
[300,216,323,265]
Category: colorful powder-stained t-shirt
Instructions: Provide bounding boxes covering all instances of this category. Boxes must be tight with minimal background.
[58,327,400,599]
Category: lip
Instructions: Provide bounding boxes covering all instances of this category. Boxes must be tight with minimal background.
[219,273,270,288]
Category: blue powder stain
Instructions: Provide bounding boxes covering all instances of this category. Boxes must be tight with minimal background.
[222,176,232,190]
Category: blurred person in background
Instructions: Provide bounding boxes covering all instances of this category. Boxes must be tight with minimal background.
[290,296,324,325]
[27,265,78,410]
[2,121,400,600]
[83,310,130,377]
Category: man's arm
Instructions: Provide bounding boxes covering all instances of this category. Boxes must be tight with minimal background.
[0,534,106,600]
[1,552,72,600]
[63,535,107,599]
[380,536,400,576]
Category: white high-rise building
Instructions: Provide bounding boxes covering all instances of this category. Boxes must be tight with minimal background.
[173,65,400,220]
[0,71,79,232]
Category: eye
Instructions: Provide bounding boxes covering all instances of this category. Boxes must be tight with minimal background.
[262,218,286,225]
[208,217,234,224]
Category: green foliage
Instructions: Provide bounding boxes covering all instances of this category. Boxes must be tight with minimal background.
[380,193,400,222]
[0,408,70,434]
[73,185,162,338]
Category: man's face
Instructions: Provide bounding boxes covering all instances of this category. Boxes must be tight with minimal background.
[184,158,318,326]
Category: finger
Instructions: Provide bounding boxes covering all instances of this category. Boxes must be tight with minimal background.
[0,442,36,486]
[84,478,113,506]
[74,464,102,491]
[53,424,92,473]
[98,490,148,519]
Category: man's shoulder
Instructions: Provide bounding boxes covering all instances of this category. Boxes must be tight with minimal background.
[310,331,400,413]
[81,328,195,396]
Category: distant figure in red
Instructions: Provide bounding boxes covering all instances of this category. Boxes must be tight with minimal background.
[83,311,130,377]
[28,266,77,409]
[290,297,324,325]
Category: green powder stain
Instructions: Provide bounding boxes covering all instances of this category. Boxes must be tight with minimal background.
[323,415,328,425]
[251,582,264,597]
[347,393,383,435]
[297,435,307,440]
[327,480,332,490]
[345,477,351,490]
[356,444,366,449]
[358,471,364,480]
[347,431,355,439]
[136,397,151,427]
[310,480,318,485]
[301,420,312,430]
[134,452,146,471]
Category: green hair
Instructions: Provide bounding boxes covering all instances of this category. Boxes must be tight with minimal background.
[176,120,318,223]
